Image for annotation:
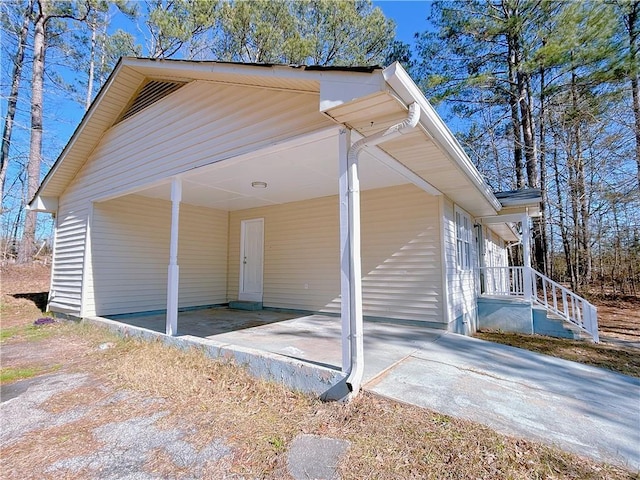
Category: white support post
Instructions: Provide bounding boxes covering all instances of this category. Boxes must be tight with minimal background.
[166,177,181,336]
[338,128,351,372]
[521,213,532,302]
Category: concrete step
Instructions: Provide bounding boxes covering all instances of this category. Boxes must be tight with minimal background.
[228,300,263,311]
[532,306,582,340]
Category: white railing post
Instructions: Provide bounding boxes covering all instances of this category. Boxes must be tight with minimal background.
[581,299,599,342]
[590,305,599,342]
[521,214,532,302]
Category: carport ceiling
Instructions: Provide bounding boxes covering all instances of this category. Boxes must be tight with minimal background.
[136,130,410,211]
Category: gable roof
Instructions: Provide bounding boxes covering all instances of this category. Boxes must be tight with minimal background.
[30,57,509,219]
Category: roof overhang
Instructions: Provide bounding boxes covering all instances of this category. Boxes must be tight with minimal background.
[478,189,543,242]
[29,58,506,224]
[321,63,502,218]
[29,58,385,210]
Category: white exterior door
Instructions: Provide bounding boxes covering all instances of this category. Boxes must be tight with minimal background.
[239,218,264,302]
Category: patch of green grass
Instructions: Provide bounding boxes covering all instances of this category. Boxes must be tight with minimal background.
[475,331,640,377]
[1,366,43,383]
[0,326,24,342]
[267,435,286,453]
[0,323,58,344]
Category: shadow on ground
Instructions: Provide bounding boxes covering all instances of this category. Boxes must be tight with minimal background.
[11,292,48,311]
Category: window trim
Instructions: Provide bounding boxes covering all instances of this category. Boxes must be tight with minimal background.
[455,206,472,271]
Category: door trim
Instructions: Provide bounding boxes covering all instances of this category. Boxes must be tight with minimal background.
[239,218,264,302]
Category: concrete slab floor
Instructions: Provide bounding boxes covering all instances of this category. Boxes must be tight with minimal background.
[108,307,300,338]
[109,307,444,383]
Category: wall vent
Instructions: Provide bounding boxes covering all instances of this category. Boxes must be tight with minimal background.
[115,80,186,124]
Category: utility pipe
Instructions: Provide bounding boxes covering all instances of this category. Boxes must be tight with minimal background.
[344,102,420,397]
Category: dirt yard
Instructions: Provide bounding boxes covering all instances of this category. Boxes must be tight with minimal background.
[1,264,638,479]
[595,295,640,346]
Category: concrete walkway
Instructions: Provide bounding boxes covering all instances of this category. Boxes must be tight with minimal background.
[366,332,640,471]
[110,309,640,470]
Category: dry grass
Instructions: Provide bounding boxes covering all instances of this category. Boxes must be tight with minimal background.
[1,264,638,478]
[594,295,640,343]
[95,335,635,479]
[1,263,52,329]
[1,320,636,478]
[475,331,640,377]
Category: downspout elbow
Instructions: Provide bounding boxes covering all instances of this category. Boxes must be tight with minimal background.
[348,102,420,162]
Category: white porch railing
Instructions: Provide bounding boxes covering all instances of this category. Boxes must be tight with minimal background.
[479,266,599,342]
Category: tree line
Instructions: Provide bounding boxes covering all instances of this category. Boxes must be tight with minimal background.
[407,0,639,295]
[1,0,638,296]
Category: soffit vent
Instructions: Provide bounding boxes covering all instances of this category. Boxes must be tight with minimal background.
[115,80,186,124]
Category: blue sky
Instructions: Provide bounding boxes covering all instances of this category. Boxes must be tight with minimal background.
[374,1,432,44]
[2,0,439,241]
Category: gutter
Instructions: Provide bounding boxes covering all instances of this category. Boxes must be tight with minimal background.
[343,102,420,398]
[382,63,502,213]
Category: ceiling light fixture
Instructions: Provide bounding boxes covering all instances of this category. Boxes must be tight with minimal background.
[251,181,267,188]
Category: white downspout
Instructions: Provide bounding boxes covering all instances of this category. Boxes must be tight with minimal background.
[344,102,420,397]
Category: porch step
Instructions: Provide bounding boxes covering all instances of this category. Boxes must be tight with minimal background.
[532,306,582,340]
[229,300,263,311]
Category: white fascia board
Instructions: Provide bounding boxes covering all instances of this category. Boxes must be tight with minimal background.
[122,57,382,92]
[479,208,542,224]
[382,62,502,213]
[319,73,386,112]
[27,195,58,213]
[29,58,128,205]
[480,214,527,224]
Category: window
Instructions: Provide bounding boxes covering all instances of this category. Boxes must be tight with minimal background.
[455,207,472,270]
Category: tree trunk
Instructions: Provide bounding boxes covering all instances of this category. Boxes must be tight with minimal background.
[626,1,640,190]
[1,0,33,210]
[552,146,575,289]
[18,0,47,264]
[537,60,549,275]
[518,71,538,188]
[85,15,97,111]
[519,72,547,274]
[508,40,525,188]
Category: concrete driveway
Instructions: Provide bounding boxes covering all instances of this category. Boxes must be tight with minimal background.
[210,314,640,471]
[365,332,640,471]
[110,309,640,470]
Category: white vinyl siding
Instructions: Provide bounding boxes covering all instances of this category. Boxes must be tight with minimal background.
[62,82,332,206]
[443,199,478,333]
[85,195,228,316]
[361,185,442,321]
[228,184,444,323]
[229,196,340,312]
[484,227,508,269]
[455,206,472,270]
[48,81,331,316]
[48,205,89,315]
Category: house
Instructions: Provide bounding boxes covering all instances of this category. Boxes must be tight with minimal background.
[29,58,597,398]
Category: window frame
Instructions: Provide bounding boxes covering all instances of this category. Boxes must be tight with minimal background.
[455,206,473,271]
